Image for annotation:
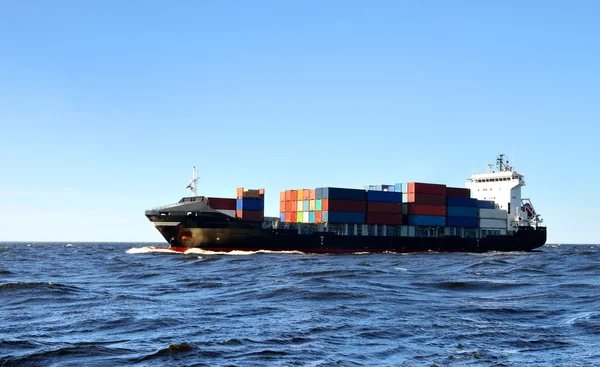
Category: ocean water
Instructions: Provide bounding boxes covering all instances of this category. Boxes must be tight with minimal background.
[1,243,599,367]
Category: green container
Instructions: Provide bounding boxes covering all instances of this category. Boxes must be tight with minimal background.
[316,199,322,211]
[297,211,303,222]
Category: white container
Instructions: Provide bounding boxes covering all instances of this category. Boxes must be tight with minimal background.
[303,211,309,223]
[297,201,303,212]
[216,209,236,218]
[479,218,507,229]
[479,208,508,220]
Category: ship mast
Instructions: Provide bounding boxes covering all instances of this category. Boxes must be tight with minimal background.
[186,166,199,197]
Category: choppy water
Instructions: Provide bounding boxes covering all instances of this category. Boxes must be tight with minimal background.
[1,243,599,366]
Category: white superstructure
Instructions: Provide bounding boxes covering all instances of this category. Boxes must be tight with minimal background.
[466,154,542,230]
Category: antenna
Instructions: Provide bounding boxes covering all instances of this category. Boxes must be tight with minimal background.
[186,166,199,197]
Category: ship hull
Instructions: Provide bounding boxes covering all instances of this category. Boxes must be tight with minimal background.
[147,213,547,254]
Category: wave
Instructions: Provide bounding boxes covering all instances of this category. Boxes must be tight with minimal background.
[126,246,306,256]
[0,282,85,294]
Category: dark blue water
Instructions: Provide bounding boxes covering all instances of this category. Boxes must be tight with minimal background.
[1,243,599,366]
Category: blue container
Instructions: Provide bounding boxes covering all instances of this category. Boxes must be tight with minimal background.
[408,215,446,226]
[367,191,402,203]
[447,216,478,228]
[322,211,365,224]
[303,200,309,211]
[280,212,285,222]
[447,206,478,217]
[309,211,316,223]
[447,197,478,207]
[394,183,402,192]
[322,187,366,201]
[477,200,496,209]
[236,198,264,211]
[316,187,323,200]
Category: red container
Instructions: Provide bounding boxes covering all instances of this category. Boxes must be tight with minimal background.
[446,187,471,198]
[236,210,264,222]
[237,188,265,199]
[303,189,310,200]
[366,213,403,225]
[279,201,285,212]
[290,211,297,223]
[309,189,316,200]
[291,190,297,201]
[207,197,236,210]
[408,182,446,196]
[316,211,322,223]
[407,204,446,216]
[367,202,402,214]
[407,193,446,206]
[324,199,366,212]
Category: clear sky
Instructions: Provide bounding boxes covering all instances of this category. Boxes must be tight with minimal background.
[0,1,598,244]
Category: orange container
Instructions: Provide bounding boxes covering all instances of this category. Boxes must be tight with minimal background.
[316,211,322,223]
[291,190,297,201]
[297,189,304,201]
[279,201,285,212]
[280,191,285,202]
[309,189,316,200]
[303,189,310,200]
[285,190,292,201]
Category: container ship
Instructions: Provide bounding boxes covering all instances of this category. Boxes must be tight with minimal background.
[145,155,546,253]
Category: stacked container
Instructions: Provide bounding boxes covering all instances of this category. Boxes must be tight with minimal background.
[236,187,265,222]
[366,190,403,225]
[405,182,447,226]
[207,197,237,218]
[320,187,366,224]
[446,192,478,228]
[478,200,507,229]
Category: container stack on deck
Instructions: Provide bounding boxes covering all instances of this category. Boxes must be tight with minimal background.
[444,187,478,228]
[365,189,403,225]
[405,182,447,227]
[207,197,237,218]
[478,200,508,230]
[236,187,265,222]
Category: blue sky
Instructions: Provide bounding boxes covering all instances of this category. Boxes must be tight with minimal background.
[0,1,598,244]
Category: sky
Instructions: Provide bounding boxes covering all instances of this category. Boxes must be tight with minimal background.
[0,0,598,244]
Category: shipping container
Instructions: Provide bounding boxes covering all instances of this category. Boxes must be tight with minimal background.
[309,189,316,200]
[446,187,471,198]
[316,187,323,200]
[394,183,402,192]
[303,189,310,200]
[309,199,316,211]
[446,216,478,228]
[297,189,304,201]
[280,191,285,202]
[322,211,366,224]
[309,211,316,223]
[367,201,402,214]
[477,200,496,209]
[316,199,322,211]
[285,190,292,201]
[321,187,366,201]
[279,201,285,212]
[207,197,236,210]
[237,188,265,199]
[323,199,366,212]
[291,190,298,201]
[479,218,507,229]
[446,197,478,207]
[280,212,285,222]
[236,198,264,211]
[407,204,446,216]
[366,213,403,225]
[285,201,292,212]
[302,200,309,211]
[236,210,264,222]
[290,211,297,223]
[407,182,446,196]
[297,211,303,223]
[303,211,310,223]
[407,215,446,227]
[296,201,303,212]
[479,208,508,219]
[407,193,446,206]
[366,191,402,203]
[316,211,322,223]
[447,206,478,217]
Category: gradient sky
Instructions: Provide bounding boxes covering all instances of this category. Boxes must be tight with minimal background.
[1,1,598,244]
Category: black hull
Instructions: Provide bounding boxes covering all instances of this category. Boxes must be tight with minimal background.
[147,213,547,254]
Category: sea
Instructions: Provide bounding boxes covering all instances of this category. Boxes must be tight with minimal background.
[1,243,599,367]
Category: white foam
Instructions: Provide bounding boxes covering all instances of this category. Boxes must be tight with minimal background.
[126,246,178,254]
[395,267,408,271]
